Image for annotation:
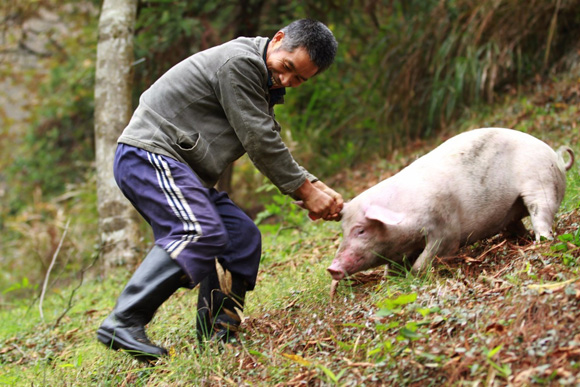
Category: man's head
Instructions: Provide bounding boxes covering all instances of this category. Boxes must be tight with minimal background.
[267,19,338,89]
[278,19,337,73]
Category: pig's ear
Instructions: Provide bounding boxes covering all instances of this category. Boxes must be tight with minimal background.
[364,204,404,225]
[339,201,349,217]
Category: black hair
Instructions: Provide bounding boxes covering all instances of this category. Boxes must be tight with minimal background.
[279,19,338,73]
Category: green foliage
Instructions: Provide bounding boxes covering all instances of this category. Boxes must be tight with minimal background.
[2,277,37,296]
[4,0,580,217]
[131,0,266,92]
[562,163,580,211]
[254,182,308,229]
[552,229,580,251]
[278,0,580,178]
[551,229,580,267]
[0,171,99,304]
[3,0,580,210]
[376,292,417,316]
[374,292,438,354]
[484,345,512,379]
[2,1,98,212]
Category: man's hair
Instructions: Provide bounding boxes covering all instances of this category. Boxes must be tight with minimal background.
[279,19,338,74]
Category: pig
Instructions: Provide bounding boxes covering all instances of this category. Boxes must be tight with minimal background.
[327,128,575,281]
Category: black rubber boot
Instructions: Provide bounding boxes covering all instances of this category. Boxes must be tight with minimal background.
[196,266,248,344]
[97,246,188,362]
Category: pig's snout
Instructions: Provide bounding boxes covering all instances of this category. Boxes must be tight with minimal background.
[327,261,347,281]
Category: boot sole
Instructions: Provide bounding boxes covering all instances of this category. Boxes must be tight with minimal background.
[97,327,166,362]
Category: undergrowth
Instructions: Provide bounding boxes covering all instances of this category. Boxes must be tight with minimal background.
[1,207,580,385]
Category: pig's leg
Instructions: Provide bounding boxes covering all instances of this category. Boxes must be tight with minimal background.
[411,242,438,273]
[411,234,459,273]
[522,193,558,241]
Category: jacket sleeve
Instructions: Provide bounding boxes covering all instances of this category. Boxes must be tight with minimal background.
[214,53,309,195]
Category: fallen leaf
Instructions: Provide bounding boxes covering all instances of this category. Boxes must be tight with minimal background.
[528,278,579,293]
[282,353,311,366]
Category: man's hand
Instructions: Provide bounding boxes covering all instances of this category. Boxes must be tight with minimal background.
[312,180,343,220]
[293,179,343,221]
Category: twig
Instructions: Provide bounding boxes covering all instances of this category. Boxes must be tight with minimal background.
[476,240,507,261]
[544,0,561,70]
[11,343,28,359]
[54,247,101,328]
[39,219,70,321]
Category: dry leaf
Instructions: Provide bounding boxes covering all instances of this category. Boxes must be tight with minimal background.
[215,258,232,295]
[282,353,311,366]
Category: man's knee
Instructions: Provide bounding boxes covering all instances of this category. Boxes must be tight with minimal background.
[204,221,231,251]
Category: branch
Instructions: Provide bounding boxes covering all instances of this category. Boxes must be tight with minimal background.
[39,219,70,321]
[544,0,562,70]
[53,249,100,328]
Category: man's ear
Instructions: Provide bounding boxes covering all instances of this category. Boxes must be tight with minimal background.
[271,31,285,48]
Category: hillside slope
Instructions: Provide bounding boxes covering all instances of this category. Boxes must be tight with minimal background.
[0,73,579,386]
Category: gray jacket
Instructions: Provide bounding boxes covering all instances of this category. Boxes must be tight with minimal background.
[118,36,316,195]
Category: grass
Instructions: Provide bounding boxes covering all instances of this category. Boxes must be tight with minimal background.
[2,216,580,385]
[1,75,580,385]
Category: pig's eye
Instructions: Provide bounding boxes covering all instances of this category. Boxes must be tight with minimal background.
[354,227,365,236]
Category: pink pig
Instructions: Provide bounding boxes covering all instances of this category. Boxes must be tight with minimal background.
[328,128,575,281]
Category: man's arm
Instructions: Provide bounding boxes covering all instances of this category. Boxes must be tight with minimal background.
[216,55,308,195]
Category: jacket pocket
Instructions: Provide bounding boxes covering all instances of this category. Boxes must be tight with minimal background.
[176,132,208,163]
[174,132,219,185]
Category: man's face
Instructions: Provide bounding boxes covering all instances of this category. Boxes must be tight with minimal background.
[266,32,319,89]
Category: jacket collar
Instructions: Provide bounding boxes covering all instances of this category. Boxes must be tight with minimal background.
[262,38,286,107]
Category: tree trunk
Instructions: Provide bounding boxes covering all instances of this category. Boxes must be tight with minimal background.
[94,0,142,273]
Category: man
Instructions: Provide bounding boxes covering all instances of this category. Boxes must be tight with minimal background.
[96,19,343,362]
